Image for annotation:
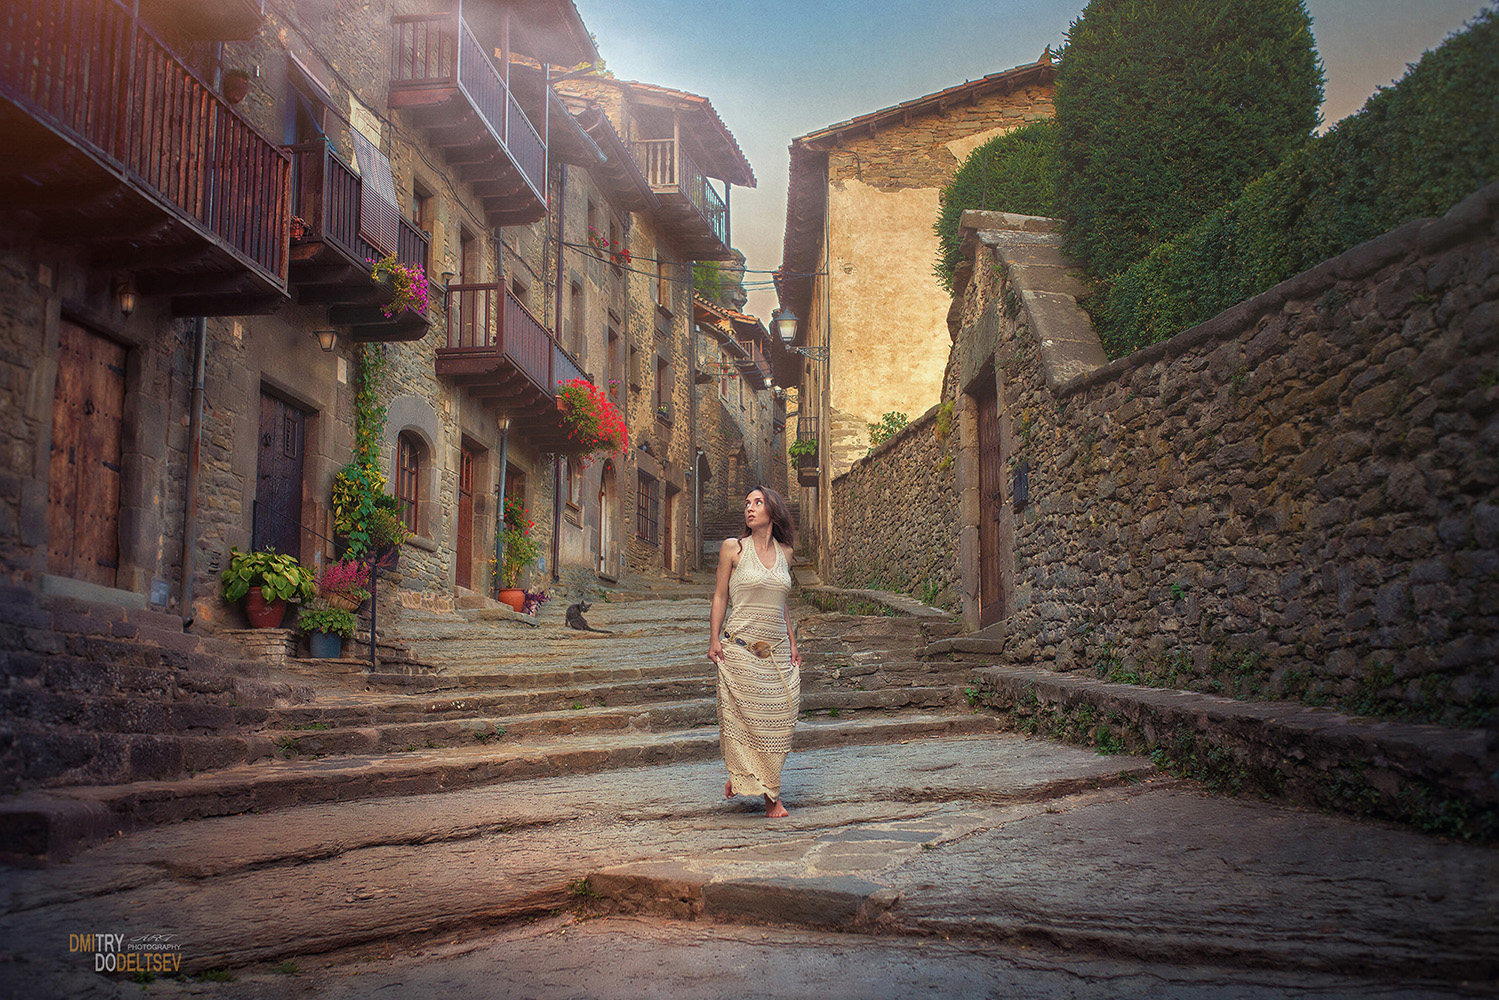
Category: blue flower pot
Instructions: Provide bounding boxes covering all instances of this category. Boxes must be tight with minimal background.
[308,631,343,659]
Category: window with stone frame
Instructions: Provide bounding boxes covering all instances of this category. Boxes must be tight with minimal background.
[569,279,584,356]
[636,471,660,543]
[607,326,622,400]
[566,457,584,519]
[656,256,672,312]
[396,432,421,533]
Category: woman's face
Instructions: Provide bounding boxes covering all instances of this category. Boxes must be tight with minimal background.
[745,490,769,529]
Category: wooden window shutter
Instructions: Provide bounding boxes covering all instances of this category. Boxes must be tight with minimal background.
[351,128,399,257]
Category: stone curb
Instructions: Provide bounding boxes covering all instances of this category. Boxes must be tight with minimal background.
[972,665,1499,840]
[800,586,950,618]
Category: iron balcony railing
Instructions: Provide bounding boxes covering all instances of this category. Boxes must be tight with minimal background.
[0,0,290,287]
[389,11,545,202]
[632,138,729,247]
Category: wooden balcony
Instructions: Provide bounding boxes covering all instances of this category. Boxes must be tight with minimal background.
[389,12,547,227]
[437,285,589,450]
[0,0,290,316]
[632,139,732,260]
[286,140,431,342]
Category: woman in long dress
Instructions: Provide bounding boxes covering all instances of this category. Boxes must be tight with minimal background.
[708,486,801,818]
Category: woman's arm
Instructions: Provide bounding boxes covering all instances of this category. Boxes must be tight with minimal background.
[782,544,801,668]
[707,538,737,664]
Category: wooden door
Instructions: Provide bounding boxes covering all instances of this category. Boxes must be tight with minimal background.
[597,461,613,576]
[977,389,1005,627]
[48,321,125,586]
[456,446,475,589]
[255,391,306,557]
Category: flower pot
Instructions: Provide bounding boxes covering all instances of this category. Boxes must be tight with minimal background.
[497,588,526,613]
[326,592,362,612]
[308,630,344,659]
[245,590,288,628]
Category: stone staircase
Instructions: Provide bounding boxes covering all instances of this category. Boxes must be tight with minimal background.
[0,584,992,861]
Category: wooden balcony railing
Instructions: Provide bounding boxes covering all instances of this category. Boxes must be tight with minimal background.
[390,12,546,202]
[633,138,729,247]
[445,285,552,393]
[1,0,290,288]
[288,140,429,274]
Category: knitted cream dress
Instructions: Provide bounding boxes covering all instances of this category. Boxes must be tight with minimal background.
[718,538,798,799]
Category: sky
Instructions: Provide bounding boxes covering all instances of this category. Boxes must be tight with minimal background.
[570,0,1496,320]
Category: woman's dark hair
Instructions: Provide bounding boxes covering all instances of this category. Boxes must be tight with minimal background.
[740,485,796,548]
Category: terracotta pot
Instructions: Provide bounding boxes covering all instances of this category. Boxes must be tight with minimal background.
[245,590,288,628]
[222,71,251,105]
[497,588,526,613]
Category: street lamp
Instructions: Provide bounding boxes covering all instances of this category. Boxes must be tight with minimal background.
[773,307,828,363]
[313,329,338,352]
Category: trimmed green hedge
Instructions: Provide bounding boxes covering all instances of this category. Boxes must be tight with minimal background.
[1054,0,1323,282]
[933,120,1057,294]
[1097,8,1499,357]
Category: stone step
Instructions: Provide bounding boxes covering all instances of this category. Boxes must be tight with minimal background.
[260,687,968,757]
[971,664,1499,842]
[363,659,714,692]
[0,710,1005,860]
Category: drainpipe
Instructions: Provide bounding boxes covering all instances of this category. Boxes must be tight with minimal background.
[550,161,567,583]
[494,419,510,600]
[177,317,207,625]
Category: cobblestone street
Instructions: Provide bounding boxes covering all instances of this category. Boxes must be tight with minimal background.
[1,588,1493,999]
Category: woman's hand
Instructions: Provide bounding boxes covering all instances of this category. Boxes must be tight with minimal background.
[708,635,724,665]
[788,642,801,669]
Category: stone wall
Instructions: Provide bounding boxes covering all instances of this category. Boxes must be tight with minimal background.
[953,185,1499,728]
[829,399,961,606]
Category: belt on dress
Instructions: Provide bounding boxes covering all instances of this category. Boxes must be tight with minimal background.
[722,631,778,658]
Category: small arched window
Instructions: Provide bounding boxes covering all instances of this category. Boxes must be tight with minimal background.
[396,432,421,533]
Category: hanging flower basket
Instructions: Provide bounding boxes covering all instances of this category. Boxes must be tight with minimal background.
[556,378,627,460]
[369,253,429,318]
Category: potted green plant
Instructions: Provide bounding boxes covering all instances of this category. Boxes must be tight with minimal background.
[221,547,316,628]
[368,501,411,569]
[298,602,357,658]
[495,496,540,612]
[789,437,819,487]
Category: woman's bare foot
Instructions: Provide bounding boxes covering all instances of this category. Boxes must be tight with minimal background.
[725,779,734,799]
[764,795,789,819]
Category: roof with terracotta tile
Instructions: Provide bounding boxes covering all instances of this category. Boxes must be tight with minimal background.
[579,78,756,188]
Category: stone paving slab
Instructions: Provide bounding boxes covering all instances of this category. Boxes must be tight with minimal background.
[0,734,1146,985]
[3,733,1495,996]
[126,915,1491,1000]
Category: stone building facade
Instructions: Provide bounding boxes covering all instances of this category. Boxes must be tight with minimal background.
[0,0,757,636]
[558,77,757,581]
[776,55,1057,577]
[692,297,787,552]
[834,185,1499,727]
